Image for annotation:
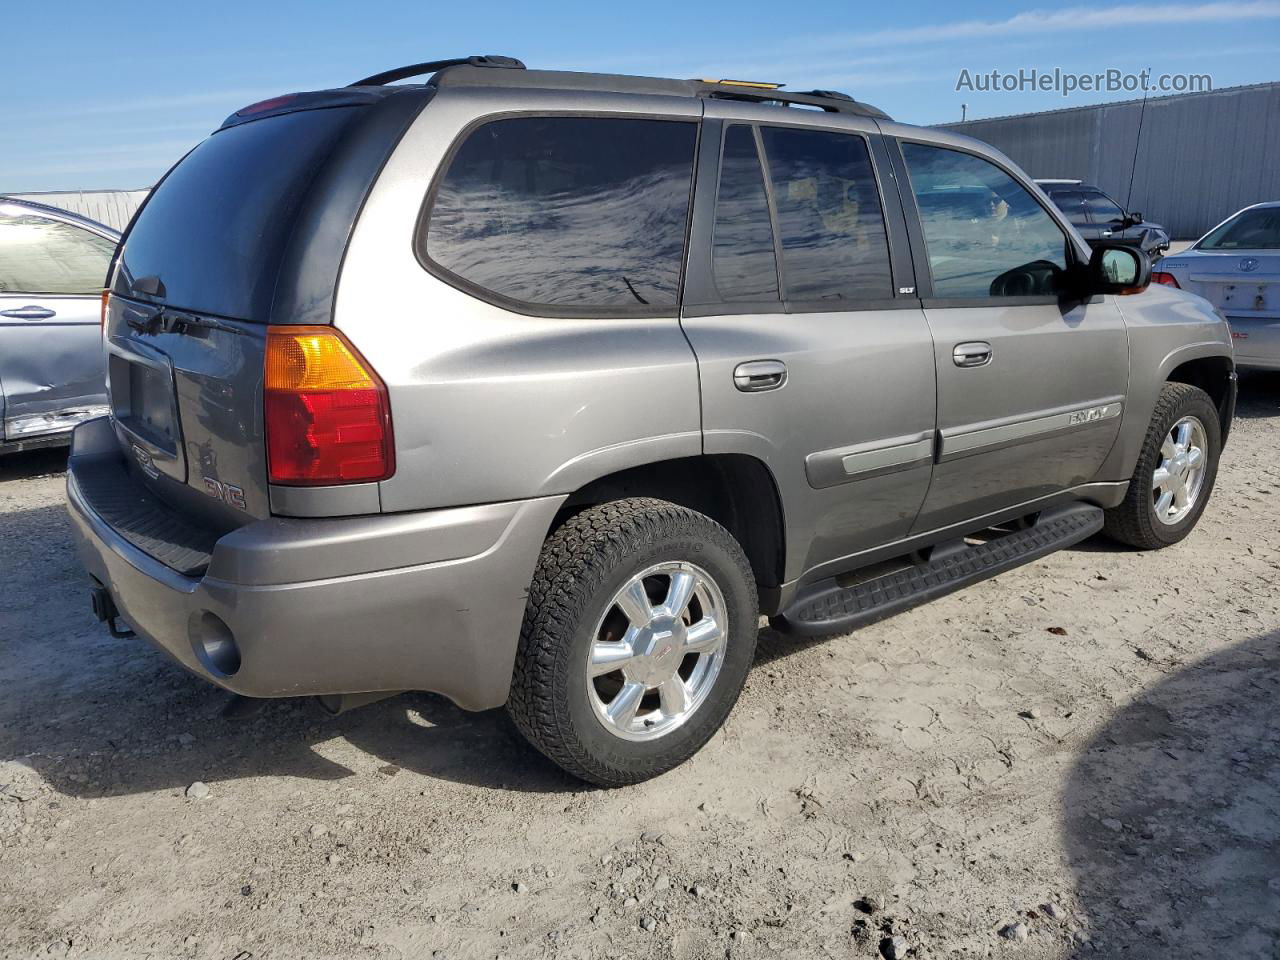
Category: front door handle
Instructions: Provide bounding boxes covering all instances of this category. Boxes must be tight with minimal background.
[733,359,787,392]
[952,342,992,368]
[0,305,56,320]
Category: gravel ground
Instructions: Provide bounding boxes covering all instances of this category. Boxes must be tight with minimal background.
[2,374,1278,960]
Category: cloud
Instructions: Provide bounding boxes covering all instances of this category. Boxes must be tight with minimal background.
[793,1,1280,52]
[0,138,199,184]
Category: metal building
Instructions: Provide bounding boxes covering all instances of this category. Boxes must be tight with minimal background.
[2,189,149,232]
[939,82,1280,240]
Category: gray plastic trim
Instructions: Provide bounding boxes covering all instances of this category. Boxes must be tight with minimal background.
[940,400,1122,461]
[269,482,381,518]
[805,432,934,488]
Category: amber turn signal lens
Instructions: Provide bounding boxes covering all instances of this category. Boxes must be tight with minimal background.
[263,326,394,486]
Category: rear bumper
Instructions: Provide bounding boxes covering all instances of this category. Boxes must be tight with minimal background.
[1226,316,1280,370]
[65,417,564,710]
[0,432,71,456]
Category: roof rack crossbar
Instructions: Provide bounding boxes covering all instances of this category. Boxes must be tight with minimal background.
[350,55,525,88]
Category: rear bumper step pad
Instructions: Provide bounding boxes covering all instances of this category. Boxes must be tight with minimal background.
[69,453,219,577]
[774,502,1104,637]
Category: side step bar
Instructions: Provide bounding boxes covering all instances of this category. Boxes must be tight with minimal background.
[773,502,1104,637]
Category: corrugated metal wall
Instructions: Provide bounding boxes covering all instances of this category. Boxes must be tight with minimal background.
[939,82,1280,239]
[3,189,150,231]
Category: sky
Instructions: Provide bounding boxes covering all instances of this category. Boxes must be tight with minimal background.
[4,0,1278,193]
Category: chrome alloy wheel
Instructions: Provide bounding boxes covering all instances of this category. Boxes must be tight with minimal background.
[1152,415,1208,526]
[586,562,728,742]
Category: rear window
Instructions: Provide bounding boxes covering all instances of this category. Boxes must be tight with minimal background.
[116,108,359,320]
[423,116,697,313]
[712,125,780,302]
[758,126,893,303]
[1199,207,1280,250]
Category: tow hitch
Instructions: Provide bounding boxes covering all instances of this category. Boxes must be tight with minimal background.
[90,585,136,639]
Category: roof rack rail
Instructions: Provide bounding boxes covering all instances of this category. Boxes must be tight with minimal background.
[349,55,525,88]
[695,81,889,119]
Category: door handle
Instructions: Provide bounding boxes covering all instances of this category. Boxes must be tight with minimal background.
[1101,229,1113,237]
[0,305,56,320]
[733,360,787,392]
[952,342,992,368]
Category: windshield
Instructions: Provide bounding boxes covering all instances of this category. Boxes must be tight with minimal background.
[1198,207,1280,250]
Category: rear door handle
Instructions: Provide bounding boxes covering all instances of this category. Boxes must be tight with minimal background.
[952,342,992,368]
[733,359,787,392]
[0,305,56,320]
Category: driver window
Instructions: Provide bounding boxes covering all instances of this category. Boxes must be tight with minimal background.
[900,143,1069,299]
[1083,191,1125,223]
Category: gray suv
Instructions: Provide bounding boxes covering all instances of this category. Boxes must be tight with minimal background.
[67,57,1236,785]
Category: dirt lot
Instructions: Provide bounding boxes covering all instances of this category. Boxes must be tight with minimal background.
[2,377,1278,960]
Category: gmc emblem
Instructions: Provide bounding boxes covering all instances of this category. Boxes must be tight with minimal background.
[203,477,247,511]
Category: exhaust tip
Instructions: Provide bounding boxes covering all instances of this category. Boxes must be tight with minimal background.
[189,611,241,677]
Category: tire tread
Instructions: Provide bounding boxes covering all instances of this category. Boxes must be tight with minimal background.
[507,497,756,786]
[1104,381,1219,549]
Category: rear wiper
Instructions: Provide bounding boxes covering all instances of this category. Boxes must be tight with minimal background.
[125,307,240,336]
[622,276,649,305]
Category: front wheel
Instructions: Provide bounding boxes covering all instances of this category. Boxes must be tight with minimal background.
[1104,382,1221,549]
[507,498,758,786]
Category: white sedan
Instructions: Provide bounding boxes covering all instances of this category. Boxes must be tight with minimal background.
[1155,201,1280,370]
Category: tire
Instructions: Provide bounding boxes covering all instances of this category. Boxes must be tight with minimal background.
[1104,382,1221,549]
[507,498,758,786]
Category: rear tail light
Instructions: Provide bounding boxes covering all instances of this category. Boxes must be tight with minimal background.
[264,326,394,486]
[1152,271,1180,288]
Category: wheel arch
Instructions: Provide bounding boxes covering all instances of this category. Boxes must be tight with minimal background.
[1163,351,1236,444]
[551,454,787,605]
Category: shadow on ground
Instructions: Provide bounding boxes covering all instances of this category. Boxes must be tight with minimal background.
[1064,631,1280,958]
[0,446,68,481]
[1235,371,1280,419]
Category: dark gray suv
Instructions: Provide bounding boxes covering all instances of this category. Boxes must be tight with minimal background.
[67,57,1235,785]
[1037,179,1171,258]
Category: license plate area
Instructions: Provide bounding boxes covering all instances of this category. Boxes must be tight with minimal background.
[1200,279,1276,315]
[107,343,187,483]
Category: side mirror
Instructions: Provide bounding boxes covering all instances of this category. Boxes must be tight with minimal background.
[1129,211,1144,224]
[1090,243,1151,295]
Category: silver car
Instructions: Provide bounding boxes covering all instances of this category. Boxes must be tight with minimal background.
[1156,201,1280,370]
[65,57,1235,785]
[0,197,117,453]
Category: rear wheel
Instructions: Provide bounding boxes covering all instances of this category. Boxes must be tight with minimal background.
[1104,382,1221,549]
[507,498,758,786]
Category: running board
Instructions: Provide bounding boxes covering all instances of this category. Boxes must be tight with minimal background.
[773,502,1104,637]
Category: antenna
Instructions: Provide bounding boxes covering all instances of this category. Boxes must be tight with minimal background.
[961,103,968,121]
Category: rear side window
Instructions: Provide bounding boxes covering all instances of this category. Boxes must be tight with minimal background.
[0,214,115,295]
[712,125,779,302]
[759,127,893,303]
[424,116,697,312]
[901,143,1069,299]
[117,107,361,320]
